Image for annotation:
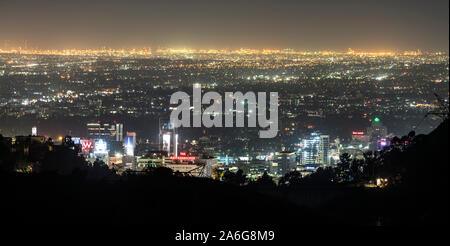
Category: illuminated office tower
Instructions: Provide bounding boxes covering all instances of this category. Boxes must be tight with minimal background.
[115,123,123,141]
[319,135,330,166]
[275,151,297,176]
[301,132,330,166]
[87,121,122,141]
[367,117,387,141]
[302,133,321,165]
[367,117,388,151]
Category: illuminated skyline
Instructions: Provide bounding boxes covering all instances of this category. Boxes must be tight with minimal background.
[0,0,448,51]
[0,46,435,56]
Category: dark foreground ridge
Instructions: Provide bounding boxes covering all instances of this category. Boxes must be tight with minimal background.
[0,120,448,225]
[1,172,323,225]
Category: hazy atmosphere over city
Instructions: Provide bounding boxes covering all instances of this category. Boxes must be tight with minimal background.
[1,0,449,50]
[0,0,448,241]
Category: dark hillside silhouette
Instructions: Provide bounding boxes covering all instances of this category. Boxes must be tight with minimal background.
[0,120,448,225]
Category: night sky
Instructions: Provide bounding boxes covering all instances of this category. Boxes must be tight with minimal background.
[1,0,448,51]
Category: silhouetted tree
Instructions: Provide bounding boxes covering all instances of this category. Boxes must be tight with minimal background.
[0,135,15,173]
[40,146,87,175]
[143,166,174,177]
[362,151,380,182]
[223,169,247,186]
[62,135,80,153]
[301,166,336,185]
[337,153,352,182]
[154,166,174,176]
[251,171,276,188]
[279,171,302,187]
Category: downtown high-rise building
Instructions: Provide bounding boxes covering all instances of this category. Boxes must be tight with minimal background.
[275,151,297,176]
[319,134,330,166]
[366,117,388,150]
[367,117,387,141]
[301,132,330,166]
[86,121,123,142]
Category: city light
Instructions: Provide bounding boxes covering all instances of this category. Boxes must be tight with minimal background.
[1,0,448,230]
[94,139,108,154]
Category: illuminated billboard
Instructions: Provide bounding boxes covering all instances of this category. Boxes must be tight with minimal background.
[162,133,171,153]
[94,139,108,154]
[169,155,196,161]
[162,122,174,130]
[352,131,368,142]
[378,139,388,147]
[81,140,93,152]
[125,137,134,156]
[71,137,81,145]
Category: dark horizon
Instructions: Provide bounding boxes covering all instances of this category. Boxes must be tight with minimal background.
[0,0,448,51]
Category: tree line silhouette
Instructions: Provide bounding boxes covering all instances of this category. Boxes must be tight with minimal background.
[0,119,448,225]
